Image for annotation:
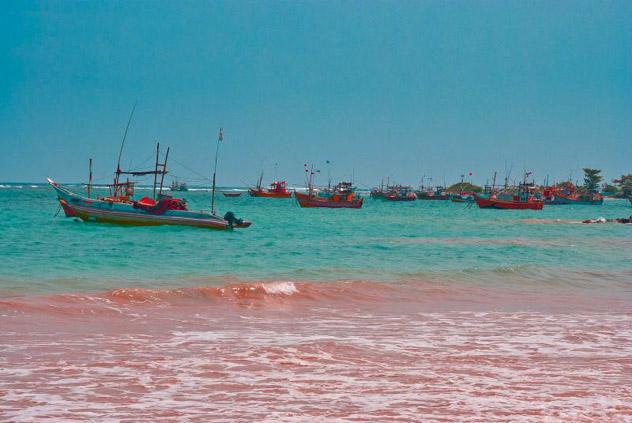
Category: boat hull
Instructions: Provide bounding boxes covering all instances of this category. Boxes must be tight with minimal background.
[248,189,291,198]
[545,194,603,205]
[296,196,363,209]
[222,192,242,197]
[49,180,249,230]
[474,195,544,210]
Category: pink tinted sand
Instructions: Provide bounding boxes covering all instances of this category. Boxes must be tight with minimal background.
[1,280,631,422]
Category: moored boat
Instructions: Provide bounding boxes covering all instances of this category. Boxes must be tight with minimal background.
[474,194,544,210]
[543,187,603,205]
[49,179,250,229]
[450,192,475,203]
[296,168,363,208]
[222,191,242,197]
[384,185,416,201]
[49,120,250,230]
[169,180,188,192]
[248,173,292,198]
[416,186,448,200]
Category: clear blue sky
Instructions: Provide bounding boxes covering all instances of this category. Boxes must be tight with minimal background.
[1,0,631,187]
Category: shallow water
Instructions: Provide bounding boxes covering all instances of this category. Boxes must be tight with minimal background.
[1,185,631,421]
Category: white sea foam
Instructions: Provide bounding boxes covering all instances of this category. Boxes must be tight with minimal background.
[262,281,299,295]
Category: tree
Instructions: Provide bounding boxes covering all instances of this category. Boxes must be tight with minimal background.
[582,168,602,192]
[601,183,618,196]
[446,182,482,193]
[613,174,632,196]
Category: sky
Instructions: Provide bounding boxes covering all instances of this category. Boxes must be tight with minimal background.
[1,0,631,188]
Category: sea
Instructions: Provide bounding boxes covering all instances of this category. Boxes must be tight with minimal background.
[1,183,631,422]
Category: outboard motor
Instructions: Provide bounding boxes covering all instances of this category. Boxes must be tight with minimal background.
[223,211,244,229]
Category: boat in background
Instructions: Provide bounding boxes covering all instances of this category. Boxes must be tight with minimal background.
[384,185,416,201]
[416,186,448,200]
[474,174,543,210]
[450,191,475,203]
[248,173,292,198]
[296,167,363,208]
[169,179,188,192]
[222,192,242,197]
[543,186,603,205]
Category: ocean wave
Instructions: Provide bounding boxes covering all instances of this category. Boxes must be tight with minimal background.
[2,271,630,319]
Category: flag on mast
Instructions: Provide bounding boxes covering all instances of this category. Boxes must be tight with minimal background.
[218,128,223,141]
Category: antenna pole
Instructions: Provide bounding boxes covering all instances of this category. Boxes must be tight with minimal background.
[159,147,169,196]
[114,102,137,194]
[211,128,222,215]
[153,143,160,200]
[88,158,93,198]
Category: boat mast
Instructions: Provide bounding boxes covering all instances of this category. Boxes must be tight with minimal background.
[114,102,137,197]
[153,143,160,200]
[158,147,169,197]
[87,158,93,199]
[210,128,223,215]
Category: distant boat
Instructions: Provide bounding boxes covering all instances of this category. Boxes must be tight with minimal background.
[169,180,188,192]
[416,186,448,200]
[543,187,603,205]
[474,175,543,210]
[222,192,242,197]
[248,172,292,198]
[474,194,544,210]
[450,192,475,203]
[384,185,416,201]
[296,180,363,208]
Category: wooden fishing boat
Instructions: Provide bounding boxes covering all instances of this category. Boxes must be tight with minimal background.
[49,179,250,229]
[49,118,250,230]
[222,192,242,197]
[384,185,416,201]
[296,168,363,208]
[169,180,188,191]
[416,186,448,200]
[296,193,363,208]
[450,192,475,203]
[475,172,543,210]
[248,174,292,198]
[545,192,603,205]
[474,194,544,210]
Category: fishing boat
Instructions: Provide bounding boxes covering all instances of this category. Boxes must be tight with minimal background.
[474,176,543,210]
[384,185,416,201]
[222,191,242,197]
[49,178,250,229]
[295,168,363,208]
[49,117,250,230]
[416,186,448,200]
[450,192,475,203]
[543,186,603,205]
[474,193,543,210]
[248,173,292,198]
[169,179,188,192]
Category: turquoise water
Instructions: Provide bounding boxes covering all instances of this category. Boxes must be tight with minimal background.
[1,185,631,294]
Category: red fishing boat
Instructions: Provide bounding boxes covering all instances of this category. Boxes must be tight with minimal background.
[543,185,603,205]
[248,173,292,198]
[474,194,544,210]
[296,167,363,208]
[474,175,543,210]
